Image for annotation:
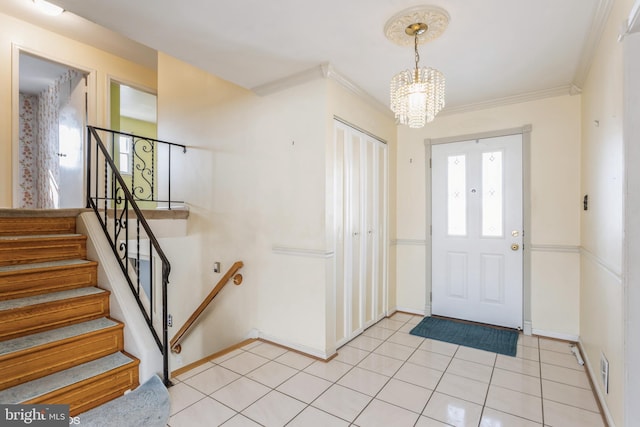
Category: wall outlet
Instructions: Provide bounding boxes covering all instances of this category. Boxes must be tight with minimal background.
[600,353,609,394]
[213,262,221,273]
[167,314,172,327]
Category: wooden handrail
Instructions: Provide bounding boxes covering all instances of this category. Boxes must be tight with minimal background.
[170,261,244,353]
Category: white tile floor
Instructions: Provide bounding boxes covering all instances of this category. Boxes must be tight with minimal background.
[167,313,605,427]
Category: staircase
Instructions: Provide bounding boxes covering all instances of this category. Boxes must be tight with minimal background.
[0,215,139,416]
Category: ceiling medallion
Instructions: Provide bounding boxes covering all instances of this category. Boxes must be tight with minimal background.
[384,5,450,47]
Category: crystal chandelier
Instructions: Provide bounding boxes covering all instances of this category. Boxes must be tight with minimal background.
[385,6,449,128]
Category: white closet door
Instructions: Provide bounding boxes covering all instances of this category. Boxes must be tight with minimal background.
[347,131,362,333]
[363,140,375,326]
[334,120,387,345]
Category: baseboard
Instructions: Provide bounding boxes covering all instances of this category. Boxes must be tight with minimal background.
[578,339,616,427]
[245,329,260,339]
[171,330,338,379]
[532,328,579,342]
[257,332,336,361]
[523,321,533,336]
[171,338,257,378]
[389,306,427,316]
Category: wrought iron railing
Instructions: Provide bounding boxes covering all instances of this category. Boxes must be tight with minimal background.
[88,126,186,209]
[85,125,186,386]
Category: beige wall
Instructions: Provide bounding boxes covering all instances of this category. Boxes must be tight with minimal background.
[580,0,634,425]
[0,11,156,207]
[157,54,397,368]
[157,52,328,367]
[395,95,582,338]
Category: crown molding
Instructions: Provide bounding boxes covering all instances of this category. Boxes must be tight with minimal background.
[321,63,392,115]
[251,63,392,117]
[250,65,325,96]
[440,85,574,116]
[572,0,615,88]
[621,0,640,38]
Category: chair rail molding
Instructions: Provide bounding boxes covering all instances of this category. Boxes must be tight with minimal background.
[392,239,427,246]
[271,246,334,258]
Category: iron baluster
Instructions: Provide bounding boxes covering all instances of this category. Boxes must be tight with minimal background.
[84,126,183,387]
[151,139,155,203]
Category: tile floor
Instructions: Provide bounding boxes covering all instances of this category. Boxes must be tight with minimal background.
[167,313,605,427]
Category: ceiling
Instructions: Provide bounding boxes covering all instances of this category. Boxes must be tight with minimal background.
[19,52,71,94]
[8,0,610,114]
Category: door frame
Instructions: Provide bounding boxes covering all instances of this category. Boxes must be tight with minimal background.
[425,125,532,333]
[11,44,97,208]
[623,8,640,425]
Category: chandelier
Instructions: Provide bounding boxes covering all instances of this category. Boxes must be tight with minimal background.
[385,6,449,128]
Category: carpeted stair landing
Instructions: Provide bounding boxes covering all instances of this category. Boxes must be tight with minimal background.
[79,375,170,427]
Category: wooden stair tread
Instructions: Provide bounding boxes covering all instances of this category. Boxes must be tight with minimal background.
[0,216,77,236]
[0,234,83,241]
[0,352,137,404]
[0,317,119,357]
[0,287,107,312]
[0,259,98,302]
[0,259,95,274]
[0,234,87,267]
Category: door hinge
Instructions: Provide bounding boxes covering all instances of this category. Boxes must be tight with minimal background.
[430,292,432,302]
[429,158,432,168]
[430,225,432,236]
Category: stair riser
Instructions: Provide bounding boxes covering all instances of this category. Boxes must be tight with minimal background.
[0,237,87,267]
[0,217,76,236]
[0,325,124,391]
[24,361,139,417]
[0,293,109,341]
[0,264,98,301]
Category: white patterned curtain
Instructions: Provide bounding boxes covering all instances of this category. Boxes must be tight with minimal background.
[18,94,38,208]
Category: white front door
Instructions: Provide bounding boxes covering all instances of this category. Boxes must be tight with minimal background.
[58,73,86,208]
[431,134,523,329]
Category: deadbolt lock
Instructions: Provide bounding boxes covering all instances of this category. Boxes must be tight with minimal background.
[511,243,520,251]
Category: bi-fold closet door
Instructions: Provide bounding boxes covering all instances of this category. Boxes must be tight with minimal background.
[334,120,388,346]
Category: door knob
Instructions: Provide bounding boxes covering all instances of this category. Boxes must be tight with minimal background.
[511,243,520,251]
